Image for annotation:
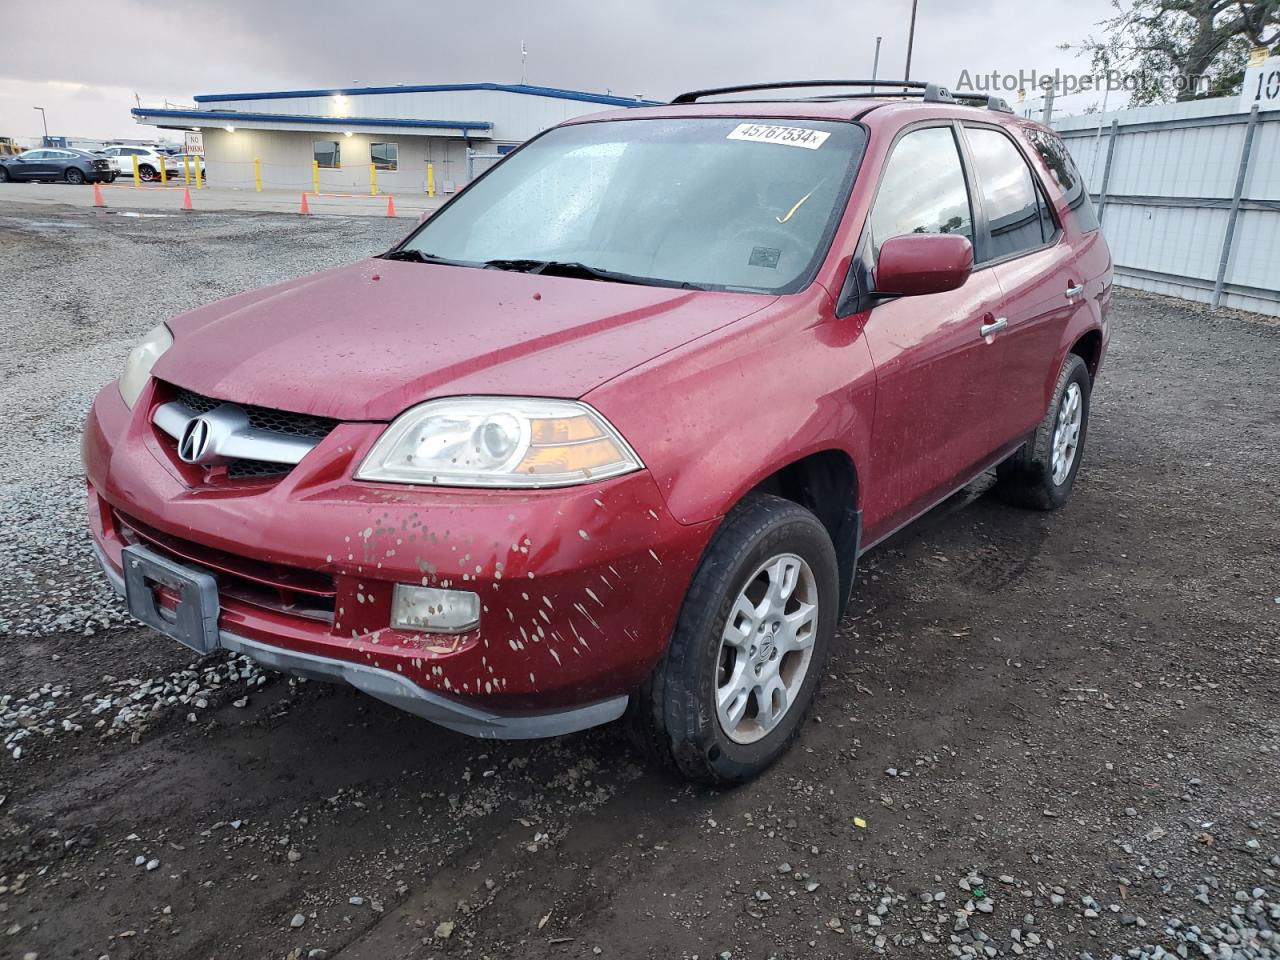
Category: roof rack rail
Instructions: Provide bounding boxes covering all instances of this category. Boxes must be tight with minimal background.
[671,80,958,104]
[950,91,1015,114]
[671,80,1015,113]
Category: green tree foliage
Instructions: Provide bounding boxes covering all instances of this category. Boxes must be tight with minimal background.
[1078,0,1279,104]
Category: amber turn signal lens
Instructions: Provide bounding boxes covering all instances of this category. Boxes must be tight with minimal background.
[529,415,604,445]
[517,437,627,475]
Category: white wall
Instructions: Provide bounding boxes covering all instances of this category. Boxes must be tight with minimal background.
[201,127,481,194]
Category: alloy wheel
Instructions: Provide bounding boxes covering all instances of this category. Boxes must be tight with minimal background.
[715,552,819,744]
[1051,381,1083,485]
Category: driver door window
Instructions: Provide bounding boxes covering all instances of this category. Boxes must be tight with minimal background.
[869,126,973,261]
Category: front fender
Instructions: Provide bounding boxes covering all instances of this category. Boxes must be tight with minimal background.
[588,291,876,527]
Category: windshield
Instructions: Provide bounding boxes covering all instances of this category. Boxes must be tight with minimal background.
[398,117,867,293]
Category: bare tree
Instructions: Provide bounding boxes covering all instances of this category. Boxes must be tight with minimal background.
[1075,0,1279,104]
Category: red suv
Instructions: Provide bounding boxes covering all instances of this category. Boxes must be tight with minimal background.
[83,80,1110,783]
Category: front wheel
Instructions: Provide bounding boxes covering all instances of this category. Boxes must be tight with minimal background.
[995,353,1091,510]
[628,494,839,784]
[65,167,86,185]
[0,166,9,183]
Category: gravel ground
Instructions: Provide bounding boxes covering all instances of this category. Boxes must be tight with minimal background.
[0,203,1277,960]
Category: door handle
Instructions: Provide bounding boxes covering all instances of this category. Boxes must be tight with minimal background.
[979,317,1008,338]
[1065,283,1085,298]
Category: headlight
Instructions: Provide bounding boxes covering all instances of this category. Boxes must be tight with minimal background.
[356,397,642,488]
[118,323,173,408]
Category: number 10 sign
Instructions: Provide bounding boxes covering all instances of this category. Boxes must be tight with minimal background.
[1242,56,1280,112]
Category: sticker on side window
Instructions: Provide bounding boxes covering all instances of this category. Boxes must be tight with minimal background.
[727,123,830,149]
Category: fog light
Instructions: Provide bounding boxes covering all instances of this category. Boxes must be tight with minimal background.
[391,584,480,634]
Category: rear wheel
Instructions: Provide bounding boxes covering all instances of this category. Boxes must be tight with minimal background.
[138,164,157,182]
[0,166,9,183]
[995,353,1091,510]
[65,167,85,185]
[628,495,838,784]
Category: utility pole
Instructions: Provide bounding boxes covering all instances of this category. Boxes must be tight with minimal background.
[1041,85,1055,125]
[904,0,919,81]
[873,36,882,80]
[520,40,528,85]
[33,106,48,146]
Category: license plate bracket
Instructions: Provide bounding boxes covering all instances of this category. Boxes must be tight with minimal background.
[122,544,221,655]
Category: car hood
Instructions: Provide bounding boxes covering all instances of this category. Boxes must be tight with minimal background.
[155,259,776,421]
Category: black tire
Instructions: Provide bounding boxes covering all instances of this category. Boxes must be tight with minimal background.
[628,494,839,785]
[138,164,157,182]
[105,173,117,183]
[994,353,1091,510]
[0,166,9,183]
[65,167,86,185]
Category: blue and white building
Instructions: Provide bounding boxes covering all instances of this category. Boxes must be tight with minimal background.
[132,82,657,194]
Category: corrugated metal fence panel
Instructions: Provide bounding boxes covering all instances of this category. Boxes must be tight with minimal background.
[1226,208,1280,290]
[1103,203,1228,281]
[1244,119,1280,200]
[1107,124,1246,198]
[1055,98,1280,317]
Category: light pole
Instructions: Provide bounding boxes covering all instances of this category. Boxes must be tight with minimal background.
[873,36,882,80]
[904,0,919,82]
[33,106,48,146]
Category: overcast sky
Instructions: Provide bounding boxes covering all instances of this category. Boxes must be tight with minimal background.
[2,0,1118,143]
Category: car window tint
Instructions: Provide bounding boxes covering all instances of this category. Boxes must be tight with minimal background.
[869,126,973,259]
[1026,128,1100,233]
[965,127,1044,260]
[24,150,46,159]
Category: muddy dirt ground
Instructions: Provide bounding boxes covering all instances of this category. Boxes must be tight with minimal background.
[0,201,1277,960]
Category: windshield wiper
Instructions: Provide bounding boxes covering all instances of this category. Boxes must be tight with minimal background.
[483,258,706,290]
[383,249,472,266]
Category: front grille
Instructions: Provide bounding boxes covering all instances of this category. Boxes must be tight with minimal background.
[115,510,336,622]
[173,386,339,441]
[162,384,341,483]
[227,459,291,480]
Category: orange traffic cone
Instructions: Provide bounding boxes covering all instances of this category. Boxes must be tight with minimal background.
[92,182,106,208]
[386,195,396,218]
[181,187,193,212]
[299,192,311,215]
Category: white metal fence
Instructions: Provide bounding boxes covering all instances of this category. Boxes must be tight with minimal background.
[1053,96,1280,316]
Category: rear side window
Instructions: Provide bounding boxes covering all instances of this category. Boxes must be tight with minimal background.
[869,126,973,259]
[965,127,1049,261]
[1026,128,1100,233]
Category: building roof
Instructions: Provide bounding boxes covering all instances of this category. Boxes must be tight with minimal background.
[193,82,660,108]
[130,107,492,137]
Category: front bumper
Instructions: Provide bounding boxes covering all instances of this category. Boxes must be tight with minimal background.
[92,542,629,738]
[83,380,714,737]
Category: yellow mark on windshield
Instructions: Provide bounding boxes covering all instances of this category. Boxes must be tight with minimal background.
[777,191,814,224]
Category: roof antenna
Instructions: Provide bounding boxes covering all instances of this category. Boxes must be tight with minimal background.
[520,40,528,85]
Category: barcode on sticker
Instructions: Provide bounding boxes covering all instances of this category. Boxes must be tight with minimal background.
[726,123,830,149]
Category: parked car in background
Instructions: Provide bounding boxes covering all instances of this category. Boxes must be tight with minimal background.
[84,79,1111,783]
[100,146,183,182]
[0,148,113,184]
[166,152,207,181]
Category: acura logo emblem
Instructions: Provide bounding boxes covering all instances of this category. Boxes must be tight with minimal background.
[178,416,213,464]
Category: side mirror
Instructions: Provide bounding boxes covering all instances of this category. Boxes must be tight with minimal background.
[873,233,973,298]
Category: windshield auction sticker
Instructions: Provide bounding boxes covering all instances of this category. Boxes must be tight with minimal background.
[726,123,830,149]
